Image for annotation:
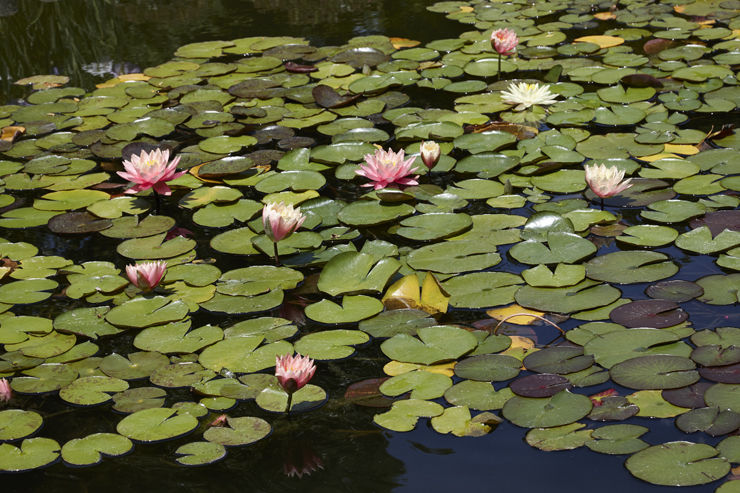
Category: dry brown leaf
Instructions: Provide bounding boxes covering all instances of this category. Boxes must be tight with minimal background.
[119,73,151,81]
[593,12,616,20]
[0,126,25,143]
[390,38,421,49]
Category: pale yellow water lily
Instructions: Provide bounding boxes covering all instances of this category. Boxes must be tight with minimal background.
[500,82,559,111]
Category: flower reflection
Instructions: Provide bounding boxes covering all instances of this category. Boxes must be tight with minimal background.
[283,443,324,479]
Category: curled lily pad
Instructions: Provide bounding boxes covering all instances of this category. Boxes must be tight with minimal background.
[373,399,444,432]
[525,423,593,452]
[431,406,501,437]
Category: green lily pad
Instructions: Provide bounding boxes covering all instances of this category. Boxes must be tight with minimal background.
[174,441,227,466]
[105,297,189,329]
[406,241,501,274]
[61,433,133,466]
[625,442,730,486]
[59,376,129,406]
[11,363,78,394]
[0,279,58,305]
[431,406,501,437]
[584,251,678,284]
[317,252,401,297]
[117,233,196,260]
[443,272,522,308]
[117,407,199,443]
[134,321,223,354]
[380,370,452,400]
[337,201,416,227]
[0,410,43,441]
[509,233,597,265]
[53,307,123,339]
[99,351,169,380]
[293,330,369,360]
[304,295,384,324]
[526,423,593,451]
[515,279,621,314]
[381,326,478,365]
[454,354,521,382]
[0,438,60,472]
[373,399,444,432]
[502,390,593,428]
[584,328,688,369]
[203,416,271,446]
[444,380,515,411]
[609,355,698,390]
[198,337,293,373]
[586,424,649,455]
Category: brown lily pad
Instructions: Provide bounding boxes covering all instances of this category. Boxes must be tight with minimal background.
[609,300,688,329]
[48,212,113,234]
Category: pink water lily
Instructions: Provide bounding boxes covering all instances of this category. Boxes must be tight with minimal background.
[491,27,518,56]
[0,378,11,404]
[117,148,185,196]
[276,353,316,395]
[126,260,167,292]
[263,202,306,244]
[420,141,441,170]
[356,148,419,190]
[584,163,633,198]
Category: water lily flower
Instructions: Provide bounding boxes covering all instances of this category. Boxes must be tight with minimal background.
[276,352,316,413]
[276,353,316,394]
[491,27,518,56]
[209,414,228,427]
[584,163,633,199]
[126,260,167,292]
[356,148,419,190]
[0,378,11,403]
[420,141,441,170]
[165,227,193,241]
[263,202,306,244]
[118,148,185,196]
[500,82,559,111]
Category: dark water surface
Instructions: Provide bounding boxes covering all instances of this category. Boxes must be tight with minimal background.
[0,1,734,492]
[0,0,461,104]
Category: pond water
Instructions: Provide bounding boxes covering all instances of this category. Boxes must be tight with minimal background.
[3,0,740,492]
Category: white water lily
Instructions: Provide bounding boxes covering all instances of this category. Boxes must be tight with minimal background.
[500,82,559,111]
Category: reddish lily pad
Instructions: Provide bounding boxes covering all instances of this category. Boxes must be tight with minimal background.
[609,300,688,329]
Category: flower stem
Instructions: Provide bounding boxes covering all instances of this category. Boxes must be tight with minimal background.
[600,197,604,211]
[497,53,502,81]
[153,190,161,215]
[285,392,293,415]
[274,241,280,266]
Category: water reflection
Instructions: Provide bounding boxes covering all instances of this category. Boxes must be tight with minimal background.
[0,0,459,104]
